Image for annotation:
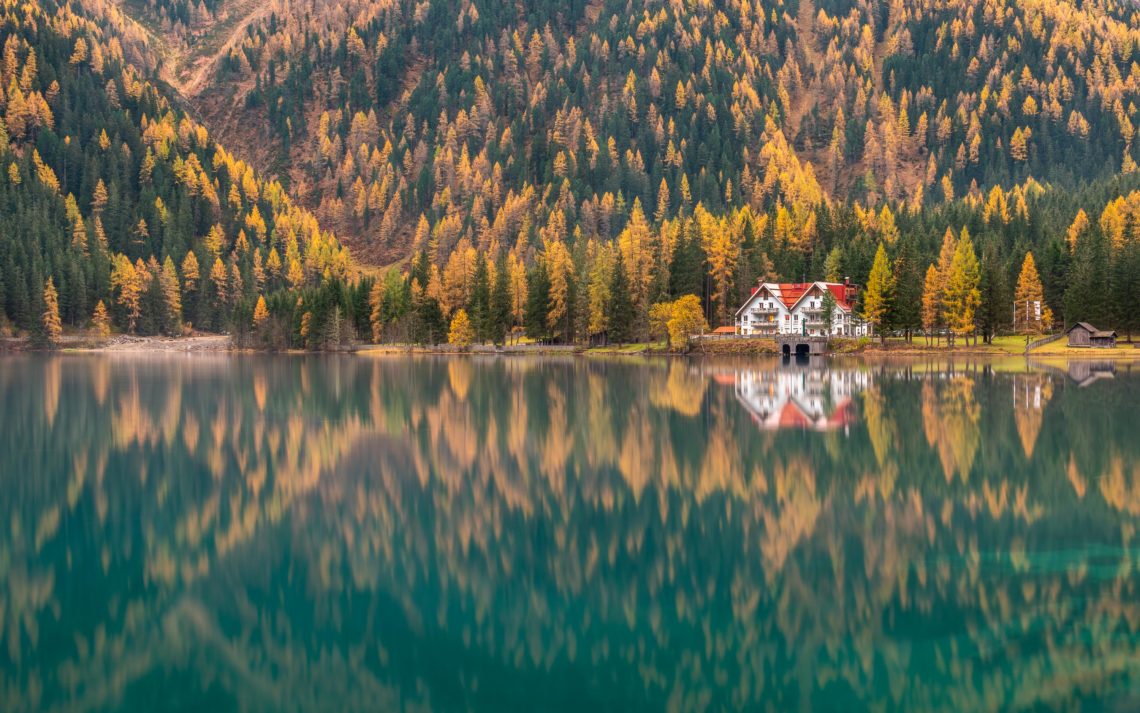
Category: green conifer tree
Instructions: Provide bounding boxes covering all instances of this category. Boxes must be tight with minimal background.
[608,250,635,344]
[490,256,512,346]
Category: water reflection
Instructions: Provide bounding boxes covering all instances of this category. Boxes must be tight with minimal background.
[733,366,870,431]
[1,355,1140,712]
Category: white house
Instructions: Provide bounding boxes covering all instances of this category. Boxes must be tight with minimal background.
[734,280,869,337]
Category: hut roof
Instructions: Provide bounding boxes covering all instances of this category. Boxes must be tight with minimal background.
[1067,322,1117,338]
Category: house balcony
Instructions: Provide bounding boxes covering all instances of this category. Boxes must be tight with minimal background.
[751,307,778,315]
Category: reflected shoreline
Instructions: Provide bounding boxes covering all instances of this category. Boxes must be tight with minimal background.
[1,355,1138,712]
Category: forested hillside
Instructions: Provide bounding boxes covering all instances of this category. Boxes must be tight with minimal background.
[132,0,1140,249]
[4,0,1140,345]
[0,0,351,344]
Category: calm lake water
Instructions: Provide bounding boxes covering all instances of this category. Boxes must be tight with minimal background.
[2,354,1139,712]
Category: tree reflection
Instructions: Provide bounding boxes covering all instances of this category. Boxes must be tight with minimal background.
[0,356,1139,712]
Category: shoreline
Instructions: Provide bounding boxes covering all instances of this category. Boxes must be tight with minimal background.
[3,334,1139,359]
[1,334,234,353]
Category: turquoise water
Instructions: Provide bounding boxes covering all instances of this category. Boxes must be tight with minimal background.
[2,355,1139,712]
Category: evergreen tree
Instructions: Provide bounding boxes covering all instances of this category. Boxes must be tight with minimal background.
[490,256,512,345]
[1039,240,1070,322]
[668,229,705,299]
[976,246,1009,343]
[139,263,166,336]
[415,296,446,345]
[1108,237,1140,340]
[608,251,635,344]
[524,262,551,341]
[468,254,491,343]
[892,237,922,341]
[1065,228,1111,327]
[820,288,839,335]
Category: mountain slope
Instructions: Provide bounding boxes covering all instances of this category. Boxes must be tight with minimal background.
[6,0,1140,345]
[0,0,350,339]
[112,0,1140,265]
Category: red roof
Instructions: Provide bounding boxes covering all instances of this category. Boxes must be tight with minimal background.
[738,281,859,317]
[775,282,857,311]
[826,284,856,311]
[778,283,810,307]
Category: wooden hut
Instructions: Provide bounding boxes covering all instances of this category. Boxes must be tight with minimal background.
[1066,322,1117,348]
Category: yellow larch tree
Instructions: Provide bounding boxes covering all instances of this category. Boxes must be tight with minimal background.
[91,300,111,338]
[41,277,61,344]
[942,231,982,344]
[697,204,739,327]
[253,295,270,327]
[618,199,655,316]
[1013,252,1051,334]
[111,254,143,332]
[921,264,942,345]
[448,308,474,348]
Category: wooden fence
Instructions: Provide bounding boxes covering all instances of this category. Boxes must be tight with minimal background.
[1025,332,1063,355]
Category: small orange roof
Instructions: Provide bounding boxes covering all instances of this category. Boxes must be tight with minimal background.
[712,326,737,334]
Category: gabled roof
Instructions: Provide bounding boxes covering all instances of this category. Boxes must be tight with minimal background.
[785,282,857,313]
[737,281,857,317]
[1067,322,1117,338]
[735,283,780,317]
[779,283,810,308]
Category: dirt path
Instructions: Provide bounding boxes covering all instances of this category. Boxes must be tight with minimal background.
[797,0,822,73]
[785,0,821,139]
[174,0,272,96]
[111,0,270,98]
[871,0,902,98]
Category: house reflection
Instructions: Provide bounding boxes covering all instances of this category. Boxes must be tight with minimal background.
[731,367,872,432]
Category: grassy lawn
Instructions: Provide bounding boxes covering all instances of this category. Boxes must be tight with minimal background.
[585,341,669,354]
[876,336,1021,353]
[865,334,1140,358]
[990,335,1036,353]
[1031,338,1138,357]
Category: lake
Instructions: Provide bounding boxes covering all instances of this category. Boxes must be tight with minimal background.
[1,354,1139,712]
